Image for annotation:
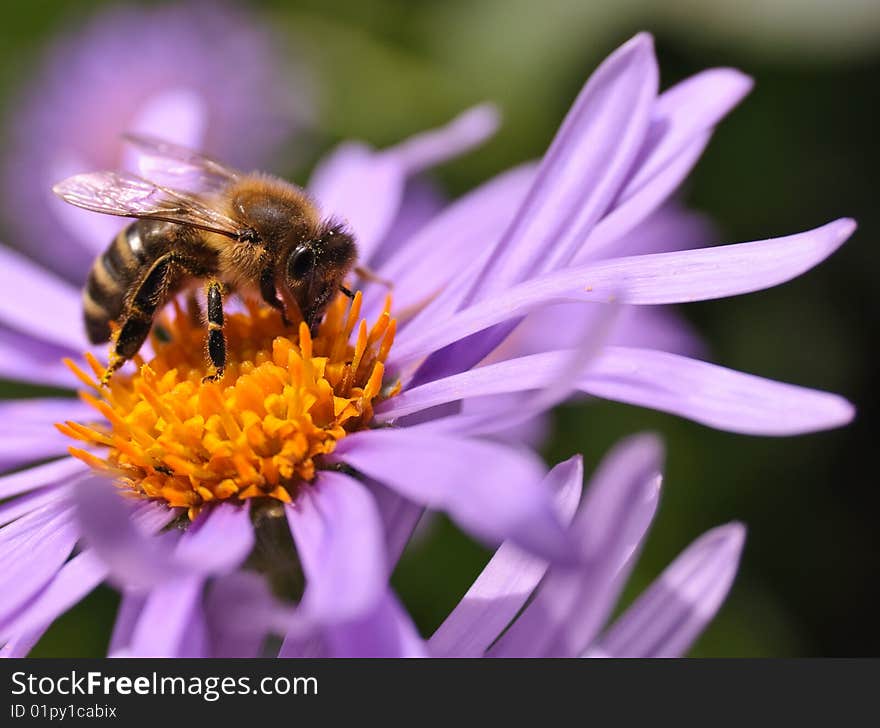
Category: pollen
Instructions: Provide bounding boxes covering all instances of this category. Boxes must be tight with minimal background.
[58,292,398,519]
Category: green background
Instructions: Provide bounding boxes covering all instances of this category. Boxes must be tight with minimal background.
[1,0,877,657]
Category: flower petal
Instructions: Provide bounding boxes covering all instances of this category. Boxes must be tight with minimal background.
[0,245,86,350]
[578,68,751,258]
[429,456,583,657]
[332,429,575,563]
[0,326,79,387]
[467,308,623,439]
[391,219,855,365]
[378,350,571,421]
[367,480,424,565]
[388,104,499,175]
[108,591,146,656]
[0,485,72,527]
[0,397,94,469]
[581,346,855,435]
[0,397,92,425]
[286,471,388,623]
[606,201,716,258]
[582,134,709,259]
[378,164,534,316]
[279,589,425,659]
[324,590,427,658]
[366,179,446,272]
[127,88,207,163]
[579,218,856,304]
[0,500,79,626]
[74,476,181,589]
[460,395,551,448]
[490,434,663,656]
[587,523,745,658]
[173,503,254,575]
[123,575,205,657]
[611,306,706,358]
[0,550,107,640]
[625,69,752,197]
[470,33,658,298]
[384,303,617,431]
[176,605,211,658]
[494,299,706,362]
[277,630,327,658]
[205,572,301,658]
[310,106,499,264]
[1,629,45,658]
[0,457,87,500]
[77,489,243,591]
[0,437,78,473]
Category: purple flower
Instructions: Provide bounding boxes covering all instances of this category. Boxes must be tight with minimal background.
[0,33,854,656]
[2,1,308,282]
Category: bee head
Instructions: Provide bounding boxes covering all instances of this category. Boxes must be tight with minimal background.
[284,224,356,329]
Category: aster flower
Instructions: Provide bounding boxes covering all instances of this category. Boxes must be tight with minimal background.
[279,436,745,657]
[0,32,855,656]
[2,1,308,282]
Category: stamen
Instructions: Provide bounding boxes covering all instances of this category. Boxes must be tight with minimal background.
[59,292,398,518]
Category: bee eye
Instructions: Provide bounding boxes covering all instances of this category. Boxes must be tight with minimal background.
[288,247,316,278]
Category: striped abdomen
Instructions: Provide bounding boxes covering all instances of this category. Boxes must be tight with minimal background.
[83,222,153,344]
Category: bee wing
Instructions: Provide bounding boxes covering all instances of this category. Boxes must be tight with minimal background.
[122,133,241,194]
[52,171,243,238]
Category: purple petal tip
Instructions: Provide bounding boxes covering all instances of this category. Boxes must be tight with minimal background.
[630,31,655,50]
[831,396,857,428]
[835,217,858,239]
[627,432,666,471]
[704,522,747,572]
[716,521,747,550]
[717,67,755,101]
[461,103,502,135]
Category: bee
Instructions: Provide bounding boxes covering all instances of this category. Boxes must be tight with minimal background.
[53,135,357,384]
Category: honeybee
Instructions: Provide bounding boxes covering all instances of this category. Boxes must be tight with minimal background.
[53,135,357,384]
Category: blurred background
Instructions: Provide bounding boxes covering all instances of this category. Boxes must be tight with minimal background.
[0,0,876,656]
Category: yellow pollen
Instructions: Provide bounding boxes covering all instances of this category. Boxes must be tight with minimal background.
[58,292,399,519]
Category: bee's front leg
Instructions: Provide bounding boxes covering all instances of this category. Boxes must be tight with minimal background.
[202,279,227,383]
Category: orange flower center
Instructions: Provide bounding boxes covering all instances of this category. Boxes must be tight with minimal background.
[58,292,398,519]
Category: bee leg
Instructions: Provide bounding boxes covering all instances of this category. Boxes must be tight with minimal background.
[102,254,178,386]
[339,285,355,300]
[306,286,337,338]
[354,265,392,289]
[102,316,151,385]
[260,266,290,326]
[202,279,227,384]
